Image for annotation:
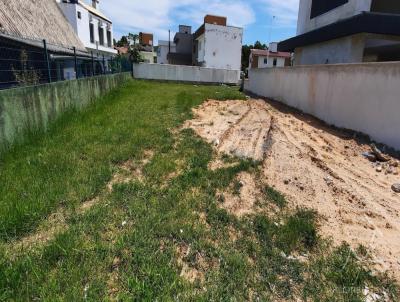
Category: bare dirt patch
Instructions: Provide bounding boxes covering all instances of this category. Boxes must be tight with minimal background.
[220,172,262,217]
[186,99,400,281]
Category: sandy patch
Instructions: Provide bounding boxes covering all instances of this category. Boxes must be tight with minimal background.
[220,172,262,217]
[186,98,400,281]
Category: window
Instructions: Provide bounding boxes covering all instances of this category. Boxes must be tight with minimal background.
[77,11,81,19]
[310,0,348,19]
[107,30,112,47]
[89,23,94,43]
[273,58,277,67]
[263,58,268,65]
[98,26,104,46]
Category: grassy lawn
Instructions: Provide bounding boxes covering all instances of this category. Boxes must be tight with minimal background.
[0,80,398,301]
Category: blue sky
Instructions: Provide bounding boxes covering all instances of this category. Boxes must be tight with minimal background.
[86,0,299,45]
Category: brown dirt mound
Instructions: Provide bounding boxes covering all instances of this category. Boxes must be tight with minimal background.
[186,99,400,281]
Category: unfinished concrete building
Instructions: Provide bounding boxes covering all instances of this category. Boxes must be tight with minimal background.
[279,0,400,65]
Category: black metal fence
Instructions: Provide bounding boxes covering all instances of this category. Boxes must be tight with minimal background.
[0,37,132,90]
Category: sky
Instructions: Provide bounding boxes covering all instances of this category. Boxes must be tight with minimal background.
[85,0,300,45]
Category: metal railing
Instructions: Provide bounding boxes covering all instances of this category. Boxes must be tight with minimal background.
[0,34,131,90]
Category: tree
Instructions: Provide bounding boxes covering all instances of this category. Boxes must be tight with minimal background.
[115,35,129,47]
[129,45,143,64]
[128,33,139,46]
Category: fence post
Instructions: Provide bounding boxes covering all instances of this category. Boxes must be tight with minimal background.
[131,62,134,78]
[91,51,95,76]
[43,39,51,83]
[103,55,106,74]
[73,47,78,79]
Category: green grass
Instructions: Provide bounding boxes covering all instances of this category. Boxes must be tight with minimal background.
[0,80,397,301]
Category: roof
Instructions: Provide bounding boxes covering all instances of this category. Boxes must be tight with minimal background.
[250,49,291,58]
[0,0,87,53]
[278,12,400,52]
[78,0,112,23]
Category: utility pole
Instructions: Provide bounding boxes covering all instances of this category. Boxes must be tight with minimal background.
[168,30,171,54]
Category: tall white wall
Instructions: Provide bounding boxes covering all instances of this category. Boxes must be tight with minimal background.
[297,0,372,35]
[245,62,400,150]
[202,24,243,71]
[133,63,240,84]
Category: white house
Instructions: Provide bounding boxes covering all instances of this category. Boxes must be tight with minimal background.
[249,43,291,69]
[157,40,176,64]
[57,0,117,69]
[193,15,243,72]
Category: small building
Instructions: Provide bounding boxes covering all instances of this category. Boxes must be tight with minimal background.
[57,0,117,67]
[157,40,176,64]
[168,25,193,66]
[279,0,400,65]
[249,43,291,69]
[0,0,92,89]
[193,15,243,71]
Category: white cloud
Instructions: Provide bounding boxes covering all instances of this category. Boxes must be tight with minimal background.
[258,0,299,28]
[87,0,255,41]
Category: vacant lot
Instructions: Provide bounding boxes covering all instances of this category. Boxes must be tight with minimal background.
[0,80,398,301]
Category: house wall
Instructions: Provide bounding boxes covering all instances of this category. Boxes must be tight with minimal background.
[58,1,117,58]
[202,24,243,71]
[294,34,365,65]
[157,42,176,64]
[245,62,400,150]
[0,73,131,152]
[257,56,286,68]
[133,63,240,84]
[297,0,372,35]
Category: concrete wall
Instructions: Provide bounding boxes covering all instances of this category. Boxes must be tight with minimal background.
[294,34,366,65]
[245,62,400,150]
[201,24,243,71]
[0,73,131,151]
[133,63,240,84]
[297,0,372,35]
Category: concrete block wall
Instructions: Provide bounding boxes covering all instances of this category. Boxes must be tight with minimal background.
[0,72,131,152]
[245,62,400,150]
[133,63,240,85]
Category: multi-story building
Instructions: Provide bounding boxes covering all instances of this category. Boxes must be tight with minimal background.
[138,32,156,63]
[193,15,243,71]
[57,0,117,68]
[168,25,193,66]
[279,0,400,65]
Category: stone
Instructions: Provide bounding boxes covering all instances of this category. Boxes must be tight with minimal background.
[376,166,383,173]
[390,161,399,168]
[392,184,400,193]
[362,152,376,162]
[371,144,391,162]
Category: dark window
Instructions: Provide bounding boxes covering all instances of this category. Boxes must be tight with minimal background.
[89,23,94,43]
[310,0,348,19]
[264,58,268,65]
[77,11,81,19]
[273,58,277,67]
[371,0,400,14]
[99,26,104,46]
[107,30,112,47]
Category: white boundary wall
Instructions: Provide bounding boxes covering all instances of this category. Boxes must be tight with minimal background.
[133,63,240,85]
[246,62,400,150]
